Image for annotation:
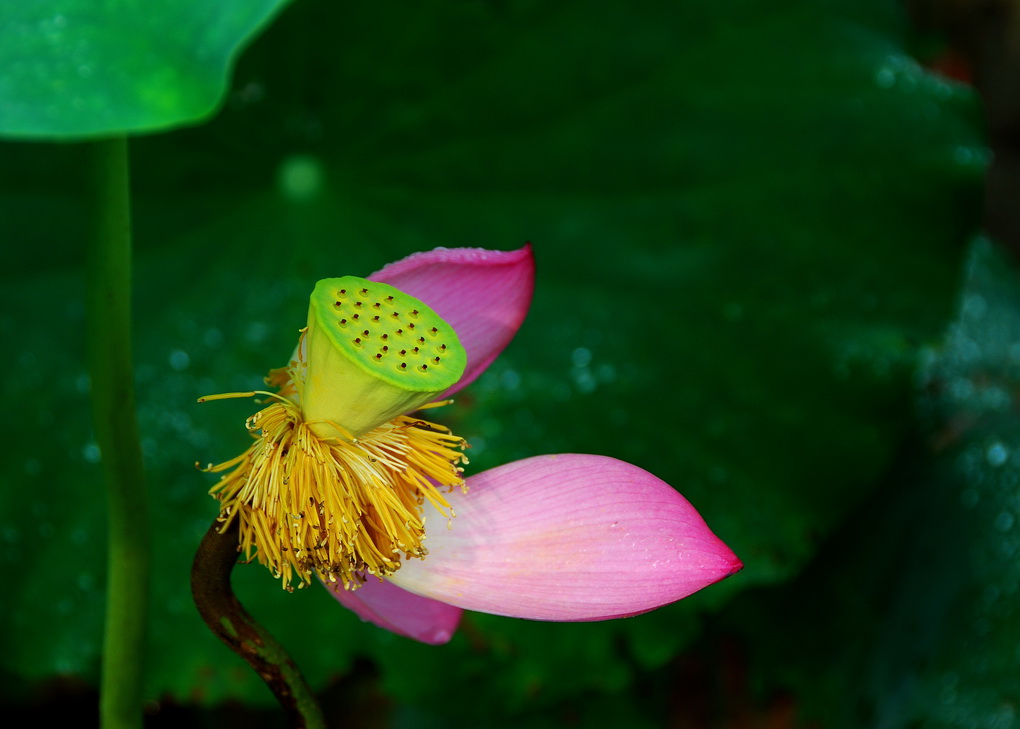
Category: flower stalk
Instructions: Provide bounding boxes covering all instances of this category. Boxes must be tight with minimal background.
[191,518,326,729]
[86,137,150,729]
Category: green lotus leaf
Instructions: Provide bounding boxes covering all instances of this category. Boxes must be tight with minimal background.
[0,0,290,139]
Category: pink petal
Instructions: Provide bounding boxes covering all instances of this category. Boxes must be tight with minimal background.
[388,454,742,621]
[369,245,535,395]
[324,575,462,645]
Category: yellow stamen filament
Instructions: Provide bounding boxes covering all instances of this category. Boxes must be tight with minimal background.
[199,393,468,592]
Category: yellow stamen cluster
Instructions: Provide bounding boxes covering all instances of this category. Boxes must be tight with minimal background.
[200,392,468,591]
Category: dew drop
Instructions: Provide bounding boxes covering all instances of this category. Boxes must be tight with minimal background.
[277,154,324,202]
[500,369,521,390]
[987,441,1009,467]
[169,349,190,371]
[994,511,1014,532]
[949,377,975,400]
[1,526,20,543]
[571,347,592,367]
[246,322,268,344]
[953,146,975,165]
[204,328,223,347]
[83,442,101,463]
[574,370,597,394]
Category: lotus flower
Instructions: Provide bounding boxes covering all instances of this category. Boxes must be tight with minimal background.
[201,245,741,644]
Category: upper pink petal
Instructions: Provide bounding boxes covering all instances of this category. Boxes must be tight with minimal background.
[369,245,535,396]
[323,575,463,645]
[387,454,742,621]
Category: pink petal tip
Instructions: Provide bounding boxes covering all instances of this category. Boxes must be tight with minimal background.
[389,454,741,622]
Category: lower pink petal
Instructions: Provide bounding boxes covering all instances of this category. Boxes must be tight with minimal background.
[324,576,462,645]
[388,454,742,621]
[369,245,534,396]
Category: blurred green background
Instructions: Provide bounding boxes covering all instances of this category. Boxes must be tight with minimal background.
[2,0,1017,726]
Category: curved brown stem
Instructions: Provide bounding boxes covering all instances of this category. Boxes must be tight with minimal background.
[191,518,326,729]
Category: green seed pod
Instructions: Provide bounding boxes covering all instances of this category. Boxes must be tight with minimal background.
[301,276,466,438]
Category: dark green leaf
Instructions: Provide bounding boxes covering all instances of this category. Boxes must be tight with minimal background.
[0,0,985,718]
[727,239,1020,728]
